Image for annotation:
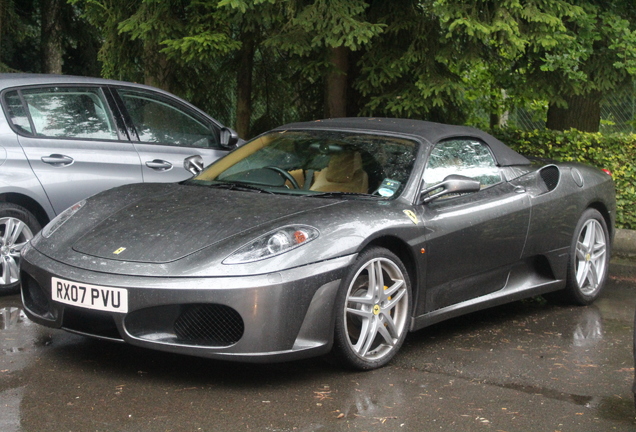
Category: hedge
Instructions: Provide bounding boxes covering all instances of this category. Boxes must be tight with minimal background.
[491,129,636,230]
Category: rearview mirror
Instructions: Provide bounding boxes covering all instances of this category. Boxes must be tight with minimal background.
[419,174,481,204]
[220,127,240,149]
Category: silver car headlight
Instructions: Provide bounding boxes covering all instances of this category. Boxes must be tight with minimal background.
[42,200,86,238]
[223,225,319,264]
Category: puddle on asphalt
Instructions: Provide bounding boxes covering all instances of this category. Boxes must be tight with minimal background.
[0,305,42,357]
[498,381,594,406]
[571,308,603,347]
[0,386,24,432]
[0,307,30,331]
[595,395,636,423]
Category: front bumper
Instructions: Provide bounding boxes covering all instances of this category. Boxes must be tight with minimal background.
[20,246,355,362]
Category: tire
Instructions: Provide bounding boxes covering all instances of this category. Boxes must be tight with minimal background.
[330,247,411,370]
[0,203,41,291]
[559,208,610,305]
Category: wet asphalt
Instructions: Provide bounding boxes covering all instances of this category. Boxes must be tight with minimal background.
[1,259,635,432]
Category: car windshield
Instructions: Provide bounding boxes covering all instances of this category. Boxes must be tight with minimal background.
[187,130,419,198]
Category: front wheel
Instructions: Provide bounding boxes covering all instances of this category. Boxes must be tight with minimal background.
[561,208,610,305]
[0,203,41,291]
[330,247,411,370]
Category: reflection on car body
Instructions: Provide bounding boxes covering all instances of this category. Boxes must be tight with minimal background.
[19,118,615,370]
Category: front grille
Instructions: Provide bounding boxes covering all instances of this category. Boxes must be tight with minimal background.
[174,304,244,345]
[540,166,560,191]
[62,307,122,340]
[21,272,53,318]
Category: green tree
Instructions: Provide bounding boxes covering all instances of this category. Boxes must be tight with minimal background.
[41,0,65,73]
[76,0,291,137]
[163,0,275,137]
[541,4,636,132]
[266,0,384,118]
[67,0,636,135]
[0,0,38,72]
[433,0,636,132]
[1,0,100,75]
[71,0,144,81]
[353,0,469,122]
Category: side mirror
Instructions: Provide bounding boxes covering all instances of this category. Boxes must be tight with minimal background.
[419,174,481,204]
[219,127,240,149]
[184,155,204,176]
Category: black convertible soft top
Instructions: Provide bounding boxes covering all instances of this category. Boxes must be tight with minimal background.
[277,117,531,167]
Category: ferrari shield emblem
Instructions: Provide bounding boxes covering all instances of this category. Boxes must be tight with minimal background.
[403,210,418,225]
[113,247,127,255]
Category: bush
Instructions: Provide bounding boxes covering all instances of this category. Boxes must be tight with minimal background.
[491,129,636,230]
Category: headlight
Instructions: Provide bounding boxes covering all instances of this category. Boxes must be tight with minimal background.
[223,225,319,264]
[42,200,86,238]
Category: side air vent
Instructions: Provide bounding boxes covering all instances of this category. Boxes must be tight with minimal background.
[540,166,560,191]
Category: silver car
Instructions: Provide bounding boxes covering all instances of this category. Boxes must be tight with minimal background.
[0,73,240,290]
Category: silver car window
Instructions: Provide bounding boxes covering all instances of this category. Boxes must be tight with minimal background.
[19,87,117,140]
[117,89,218,148]
[4,91,32,134]
[423,139,502,188]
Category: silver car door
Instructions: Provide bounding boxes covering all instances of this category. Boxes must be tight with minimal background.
[112,87,229,182]
[5,86,142,215]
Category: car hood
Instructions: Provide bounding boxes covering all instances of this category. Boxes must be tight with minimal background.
[71,185,340,264]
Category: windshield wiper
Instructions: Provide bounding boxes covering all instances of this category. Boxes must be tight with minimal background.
[199,181,276,194]
[305,191,382,200]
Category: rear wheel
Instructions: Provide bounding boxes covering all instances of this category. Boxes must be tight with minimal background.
[561,208,610,305]
[0,203,41,291]
[330,247,411,370]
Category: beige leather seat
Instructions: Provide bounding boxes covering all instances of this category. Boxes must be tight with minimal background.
[310,152,369,194]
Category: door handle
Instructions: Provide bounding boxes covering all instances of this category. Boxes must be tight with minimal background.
[145,159,173,171]
[41,154,74,166]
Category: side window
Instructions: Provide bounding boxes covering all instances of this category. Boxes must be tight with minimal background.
[423,139,501,189]
[116,89,218,148]
[4,91,32,134]
[17,87,118,140]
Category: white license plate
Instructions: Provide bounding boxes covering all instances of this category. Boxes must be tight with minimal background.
[52,277,128,313]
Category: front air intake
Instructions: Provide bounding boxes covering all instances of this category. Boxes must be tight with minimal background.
[21,272,53,319]
[62,307,122,340]
[174,304,244,345]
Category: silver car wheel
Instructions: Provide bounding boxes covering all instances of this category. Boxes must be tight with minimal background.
[0,217,34,286]
[344,256,409,362]
[574,218,607,296]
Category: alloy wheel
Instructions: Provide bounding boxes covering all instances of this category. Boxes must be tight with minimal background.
[574,218,607,296]
[344,257,409,361]
[0,217,34,286]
